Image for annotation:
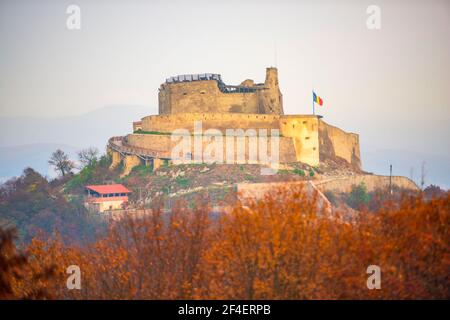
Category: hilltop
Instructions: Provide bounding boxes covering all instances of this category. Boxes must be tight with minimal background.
[0,149,442,245]
[62,153,419,214]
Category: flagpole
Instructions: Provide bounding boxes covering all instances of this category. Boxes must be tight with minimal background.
[312,90,315,115]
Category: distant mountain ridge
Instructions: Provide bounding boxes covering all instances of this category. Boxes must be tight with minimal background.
[0,143,79,181]
[0,105,150,180]
[0,105,151,148]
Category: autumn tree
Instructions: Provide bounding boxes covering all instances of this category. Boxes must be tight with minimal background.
[0,227,55,299]
[48,149,75,177]
[8,187,450,300]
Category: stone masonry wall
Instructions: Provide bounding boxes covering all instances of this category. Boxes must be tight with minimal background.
[158,67,284,115]
[131,114,360,168]
[125,133,297,164]
[141,113,280,133]
[318,120,361,169]
[280,115,320,166]
[159,80,260,115]
[314,175,419,193]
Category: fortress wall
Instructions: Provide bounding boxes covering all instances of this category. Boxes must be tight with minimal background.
[237,181,331,211]
[159,80,260,115]
[278,138,298,163]
[141,113,280,133]
[158,83,170,114]
[125,133,297,164]
[122,155,141,177]
[125,134,173,153]
[132,121,142,131]
[132,115,359,168]
[108,149,122,169]
[314,175,419,193]
[318,120,361,169]
[279,116,320,166]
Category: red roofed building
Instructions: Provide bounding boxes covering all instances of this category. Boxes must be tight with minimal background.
[84,184,132,213]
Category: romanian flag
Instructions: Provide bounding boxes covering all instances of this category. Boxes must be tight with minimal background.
[313,92,323,106]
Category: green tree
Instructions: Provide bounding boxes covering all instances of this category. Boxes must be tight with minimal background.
[346,182,371,209]
[0,168,105,243]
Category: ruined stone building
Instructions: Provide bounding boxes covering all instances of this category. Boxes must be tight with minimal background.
[108,68,361,176]
[158,67,283,115]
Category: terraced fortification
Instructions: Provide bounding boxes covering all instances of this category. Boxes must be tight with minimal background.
[108,68,361,176]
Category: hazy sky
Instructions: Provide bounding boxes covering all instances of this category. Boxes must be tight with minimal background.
[1,0,449,161]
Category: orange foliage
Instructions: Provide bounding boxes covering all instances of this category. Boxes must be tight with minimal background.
[0,228,55,299]
[3,188,449,299]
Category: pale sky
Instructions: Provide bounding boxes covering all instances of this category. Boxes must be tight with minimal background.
[1,0,449,173]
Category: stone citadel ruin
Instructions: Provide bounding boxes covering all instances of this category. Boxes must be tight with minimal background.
[108,68,361,176]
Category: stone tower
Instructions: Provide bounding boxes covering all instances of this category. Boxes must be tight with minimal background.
[258,67,284,115]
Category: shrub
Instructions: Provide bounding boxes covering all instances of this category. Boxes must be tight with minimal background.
[175,176,189,188]
[346,182,371,209]
[134,129,170,135]
[131,164,153,176]
[98,154,112,168]
[244,174,255,182]
[292,168,305,176]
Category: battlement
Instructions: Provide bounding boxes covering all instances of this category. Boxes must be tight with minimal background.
[166,73,223,83]
[165,73,266,94]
